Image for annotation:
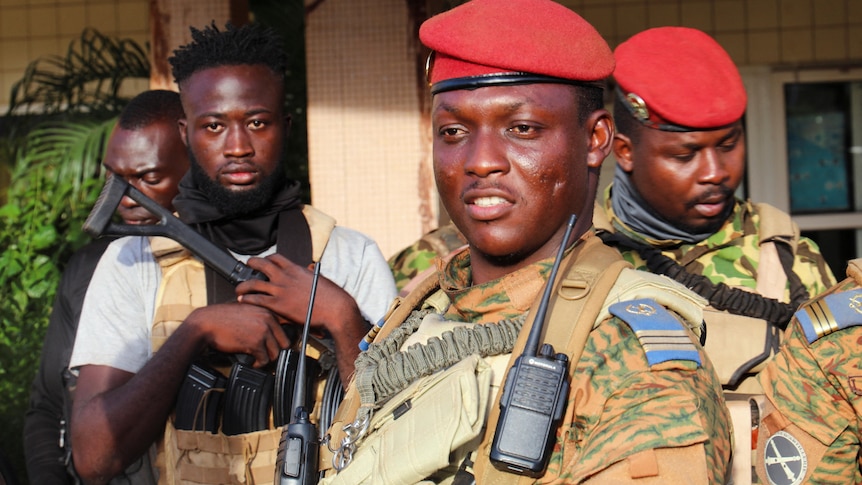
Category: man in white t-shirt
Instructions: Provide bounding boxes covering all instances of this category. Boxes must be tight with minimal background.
[69,22,396,485]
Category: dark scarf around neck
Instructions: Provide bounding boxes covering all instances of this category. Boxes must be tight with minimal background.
[173,172,304,254]
[610,164,715,244]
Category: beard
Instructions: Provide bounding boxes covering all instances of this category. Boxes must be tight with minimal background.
[188,149,287,218]
[680,187,736,235]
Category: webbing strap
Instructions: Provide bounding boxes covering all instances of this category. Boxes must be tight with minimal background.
[473,234,630,484]
[848,258,862,285]
[599,232,798,329]
[320,270,443,464]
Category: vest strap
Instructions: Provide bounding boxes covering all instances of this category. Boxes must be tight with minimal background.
[473,234,630,483]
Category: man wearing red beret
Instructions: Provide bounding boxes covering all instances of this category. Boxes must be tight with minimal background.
[596,27,835,392]
[593,26,837,483]
[318,2,731,484]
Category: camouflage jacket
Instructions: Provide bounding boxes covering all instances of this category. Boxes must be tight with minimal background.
[388,222,467,292]
[596,188,836,302]
[330,234,732,484]
[756,261,862,485]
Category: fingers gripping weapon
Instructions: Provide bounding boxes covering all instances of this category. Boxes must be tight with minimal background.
[83,175,264,284]
[84,175,271,432]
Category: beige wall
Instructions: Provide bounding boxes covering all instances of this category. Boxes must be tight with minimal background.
[564,0,862,65]
[0,0,150,109]
[2,0,862,257]
[305,0,430,259]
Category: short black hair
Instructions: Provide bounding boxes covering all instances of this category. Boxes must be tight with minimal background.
[117,89,184,130]
[575,84,605,125]
[168,22,289,86]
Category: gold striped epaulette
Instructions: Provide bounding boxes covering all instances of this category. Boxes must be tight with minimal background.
[609,298,701,367]
[797,288,862,344]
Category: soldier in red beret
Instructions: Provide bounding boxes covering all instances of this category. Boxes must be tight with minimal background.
[596,28,835,389]
[593,26,837,483]
[319,2,731,483]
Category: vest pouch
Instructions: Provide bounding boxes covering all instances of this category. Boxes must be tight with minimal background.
[159,423,282,485]
[323,354,491,485]
[702,308,780,392]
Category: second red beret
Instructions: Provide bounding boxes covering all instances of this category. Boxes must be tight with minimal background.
[614,27,747,131]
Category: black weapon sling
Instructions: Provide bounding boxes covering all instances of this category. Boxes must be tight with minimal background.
[598,231,809,330]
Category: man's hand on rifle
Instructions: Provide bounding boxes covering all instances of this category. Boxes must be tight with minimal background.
[237,254,371,385]
[184,302,289,367]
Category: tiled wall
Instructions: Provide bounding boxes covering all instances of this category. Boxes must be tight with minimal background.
[561,0,862,66]
[2,0,861,108]
[0,0,150,109]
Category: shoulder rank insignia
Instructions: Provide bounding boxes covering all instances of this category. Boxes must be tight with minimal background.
[796,288,862,344]
[609,298,701,367]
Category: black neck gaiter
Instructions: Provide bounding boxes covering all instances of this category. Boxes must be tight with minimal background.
[173,171,304,255]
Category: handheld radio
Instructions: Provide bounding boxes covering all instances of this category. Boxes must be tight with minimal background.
[489,214,576,476]
[275,262,321,485]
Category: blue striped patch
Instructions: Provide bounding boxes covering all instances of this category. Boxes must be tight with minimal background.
[609,298,701,367]
[797,288,862,344]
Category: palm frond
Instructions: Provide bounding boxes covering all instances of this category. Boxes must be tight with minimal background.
[6,28,149,117]
[10,117,115,205]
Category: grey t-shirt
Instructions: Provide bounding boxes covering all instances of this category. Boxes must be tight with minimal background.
[70,225,397,373]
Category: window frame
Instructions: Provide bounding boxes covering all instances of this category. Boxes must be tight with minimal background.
[743,66,862,233]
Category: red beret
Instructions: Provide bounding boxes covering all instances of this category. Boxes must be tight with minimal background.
[420,0,614,94]
[614,27,747,131]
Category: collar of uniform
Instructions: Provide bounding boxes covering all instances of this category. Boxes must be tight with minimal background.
[440,249,552,323]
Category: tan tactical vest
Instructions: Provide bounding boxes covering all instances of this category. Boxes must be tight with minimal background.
[593,201,799,393]
[150,206,334,485]
[321,234,712,484]
[594,201,800,485]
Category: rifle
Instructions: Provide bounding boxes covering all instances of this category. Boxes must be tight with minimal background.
[84,175,263,284]
[84,175,274,433]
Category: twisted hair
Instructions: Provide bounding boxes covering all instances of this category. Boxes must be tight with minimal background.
[168,22,289,86]
[117,90,183,130]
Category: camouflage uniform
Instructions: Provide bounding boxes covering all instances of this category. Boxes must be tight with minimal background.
[756,260,862,485]
[388,222,467,292]
[597,189,837,484]
[597,190,835,301]
[325,234,732,484]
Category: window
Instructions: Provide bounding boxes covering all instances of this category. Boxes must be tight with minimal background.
[743,67,862,277]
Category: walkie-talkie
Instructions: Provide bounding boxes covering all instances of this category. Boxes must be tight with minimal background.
[275,262,321,485]
[489,214,576,476]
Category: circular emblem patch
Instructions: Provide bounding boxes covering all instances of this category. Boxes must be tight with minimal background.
[625,302,656,316]
[763,430,807,485]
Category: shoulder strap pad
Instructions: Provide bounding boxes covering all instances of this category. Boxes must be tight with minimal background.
[301,205,336,262]
[599,268,706,338]
[847,258,862,285]
[591,200,614,233]
[795,288,862,344]
[609,298,702,367]
[755,202,800,253]
[420,223,468,259]
[149,235,192,269]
